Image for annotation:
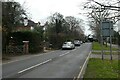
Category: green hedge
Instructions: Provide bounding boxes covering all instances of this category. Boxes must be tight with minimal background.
[8,31,43,53]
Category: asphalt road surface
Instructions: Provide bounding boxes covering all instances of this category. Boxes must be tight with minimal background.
[2,43,92,79]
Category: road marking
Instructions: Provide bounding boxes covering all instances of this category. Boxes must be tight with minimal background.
[2,50,56,65]
[76,51,91,79]
[18,59,52,74]
[59,52,70,57]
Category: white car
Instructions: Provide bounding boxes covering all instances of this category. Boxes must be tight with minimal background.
[62,42,75,50]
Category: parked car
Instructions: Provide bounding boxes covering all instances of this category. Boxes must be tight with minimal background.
[62,41,75,50]
[74,40,81,46]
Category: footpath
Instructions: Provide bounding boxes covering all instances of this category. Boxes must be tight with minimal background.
[91,43,120,60]
[90,53,119,60]
[91,49,120,60]
[1,50,52,64]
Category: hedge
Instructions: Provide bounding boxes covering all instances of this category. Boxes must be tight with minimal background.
[7,31,43,53]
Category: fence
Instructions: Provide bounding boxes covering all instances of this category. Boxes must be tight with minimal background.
[6,45,23,54]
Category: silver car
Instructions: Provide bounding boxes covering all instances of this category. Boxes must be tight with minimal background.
[62,41,75,50]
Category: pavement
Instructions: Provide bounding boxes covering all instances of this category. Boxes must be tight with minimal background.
[92,50,120,52]
[90,54,119,60]
[2,50,53,64]
[107,43,120,49]
[91,43,120,60]
[91,49,119,60]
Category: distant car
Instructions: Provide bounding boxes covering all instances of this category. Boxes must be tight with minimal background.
[62,41,75,50]
[80,41,83,44]
[74,40,81,46]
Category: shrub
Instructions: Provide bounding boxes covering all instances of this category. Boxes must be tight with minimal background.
[7,31,43,53]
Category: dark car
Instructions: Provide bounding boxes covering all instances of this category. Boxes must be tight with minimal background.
[74,40,81,46]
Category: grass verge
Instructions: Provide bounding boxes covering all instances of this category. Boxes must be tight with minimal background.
[83,58,119,79]
[92,42,118,51]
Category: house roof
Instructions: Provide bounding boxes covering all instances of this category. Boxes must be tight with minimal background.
[27,20,36,27]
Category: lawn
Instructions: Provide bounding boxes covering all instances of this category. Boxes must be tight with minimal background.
[83,58,119,79]
[92,42,118,51]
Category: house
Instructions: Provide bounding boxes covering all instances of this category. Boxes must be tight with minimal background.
[14,19,39,32]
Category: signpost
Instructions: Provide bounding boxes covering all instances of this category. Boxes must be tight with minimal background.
[102,21,114,37]
[101,21,114,60]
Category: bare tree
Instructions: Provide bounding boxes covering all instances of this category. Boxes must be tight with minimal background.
[81,0,120,42]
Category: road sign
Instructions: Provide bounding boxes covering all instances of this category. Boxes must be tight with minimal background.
[101,21,114,37]
[102,21,113,29]
[102,29,114,37]
[101,20,113,60]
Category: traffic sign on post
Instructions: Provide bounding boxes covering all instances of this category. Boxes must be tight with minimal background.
[102,29,114,37]
[101,20,114,60]
[101,21,114,37]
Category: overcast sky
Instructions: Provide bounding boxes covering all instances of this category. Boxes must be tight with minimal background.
[16,0,92,35]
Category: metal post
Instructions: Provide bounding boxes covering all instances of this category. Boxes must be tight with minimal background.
[118,2,120,62]
[101,26,104,60]
[118,1,120,34]
[109,21,112,60]
[100,8,104,60]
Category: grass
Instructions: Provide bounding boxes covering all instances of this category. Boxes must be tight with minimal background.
[92,52,120,55]
[92,42,118,51]
[83,58,119,79]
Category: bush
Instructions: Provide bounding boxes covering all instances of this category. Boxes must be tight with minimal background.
[7,31,43,53]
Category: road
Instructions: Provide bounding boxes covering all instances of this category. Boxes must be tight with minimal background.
[2,43,92,79]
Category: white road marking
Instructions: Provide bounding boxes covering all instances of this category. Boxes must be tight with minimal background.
[59,52,70,57]
[18,59,52,74]
[76,51,91,79]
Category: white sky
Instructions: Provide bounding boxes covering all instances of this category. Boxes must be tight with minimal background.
[16,0,92,35]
